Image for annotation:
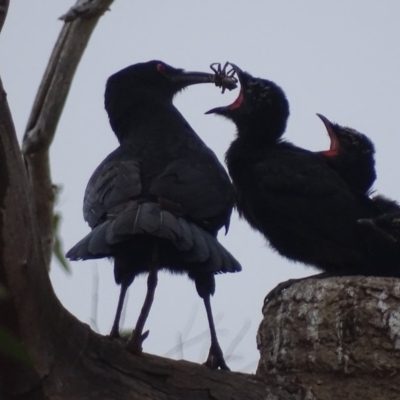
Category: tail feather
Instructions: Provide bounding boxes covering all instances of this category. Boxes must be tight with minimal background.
[66,221,112,260]
[175,219,194,251]
[66,201,241,274]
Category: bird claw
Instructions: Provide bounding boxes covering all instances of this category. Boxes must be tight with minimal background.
[203,343,230,371]
[108,327,121,340]
[264,272,334,306]
[263,278,302,305]
[210,62,238,93]
[126,329,150,354]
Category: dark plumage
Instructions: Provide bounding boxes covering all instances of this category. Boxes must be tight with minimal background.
[66,60,240,370]
[315,114,376,194]
[314,115,400,265]
[207,63,388,277]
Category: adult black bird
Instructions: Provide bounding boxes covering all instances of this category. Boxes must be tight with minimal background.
[206,63,385,280]
[66,60,241,370]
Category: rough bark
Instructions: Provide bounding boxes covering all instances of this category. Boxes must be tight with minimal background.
[22,0,114,269]
[0,71,54,400]
[257,276,400,400]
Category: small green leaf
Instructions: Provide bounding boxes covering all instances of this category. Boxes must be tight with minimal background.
[52,185,72,274]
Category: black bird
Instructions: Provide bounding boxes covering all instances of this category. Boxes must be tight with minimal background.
[206,63,385,280]
[315,114,376,194]
[315,115,400,266]
[66,60,241,370]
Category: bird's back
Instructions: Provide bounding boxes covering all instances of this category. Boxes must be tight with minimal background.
[227,138,377,274]
[68,102,239,278]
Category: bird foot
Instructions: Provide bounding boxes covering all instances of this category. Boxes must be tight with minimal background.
[203,343,230,371]
[126,329,150,354]
[264,272,334,305]
[264,278,304,305]
[108,326,121,340]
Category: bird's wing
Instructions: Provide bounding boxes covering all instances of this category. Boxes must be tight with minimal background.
[149,155,234,230]
[255,149,354,196]
[249,150,374,238]
[83,155,142,228]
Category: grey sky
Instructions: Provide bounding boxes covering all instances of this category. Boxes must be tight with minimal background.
[2,1,400,371]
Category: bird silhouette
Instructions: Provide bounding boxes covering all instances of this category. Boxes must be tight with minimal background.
[206,63,389,298]
[315,114,400,271]
[66,60,240,370]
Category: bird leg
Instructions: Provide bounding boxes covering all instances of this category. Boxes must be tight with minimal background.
[109,281,130,339]
[202,294,230,371]
[263,272,338,305]
[126,244,159,354]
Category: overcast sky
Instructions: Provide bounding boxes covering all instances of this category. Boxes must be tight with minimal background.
[2,1,400,372]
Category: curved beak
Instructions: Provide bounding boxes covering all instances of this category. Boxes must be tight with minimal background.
[317,113,339,152]
[170,70,237,92]
[316,113,334,131]
[170,70,219,86]
[205,106,227,115]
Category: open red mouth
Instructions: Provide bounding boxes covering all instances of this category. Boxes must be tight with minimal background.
[228,90,244,110]
[317,114,339,157]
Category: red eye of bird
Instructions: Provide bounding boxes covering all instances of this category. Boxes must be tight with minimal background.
[157,63,167,74]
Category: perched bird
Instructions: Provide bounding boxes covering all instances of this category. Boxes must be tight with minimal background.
[315,114,400,266]
[66,60,241,370]
[207,63,386,280]
[315,114,376,194]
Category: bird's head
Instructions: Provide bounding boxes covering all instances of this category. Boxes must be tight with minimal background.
[317,113,375,159]
[206,63,290,142]
[317,113,376,193]
[105,60,223,139]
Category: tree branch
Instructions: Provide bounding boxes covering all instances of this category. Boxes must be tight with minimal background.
[257,276,400,400]
[21,0,114,269]
[0,73,60,399]
[0,0,9,34]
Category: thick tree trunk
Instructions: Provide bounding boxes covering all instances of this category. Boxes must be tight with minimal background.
[257,276,400,400]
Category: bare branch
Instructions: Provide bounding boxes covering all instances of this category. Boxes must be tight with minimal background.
[60,0,111,22]
[22,0,114,269]
[0,74,61,399]
[0,0,9,34]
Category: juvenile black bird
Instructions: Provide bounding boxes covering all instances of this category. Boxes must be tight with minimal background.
[315,114,376,194]
[66,60,240,370]
[315,115,400,267]
[207,63,383,278]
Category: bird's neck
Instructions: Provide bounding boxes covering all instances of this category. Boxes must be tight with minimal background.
[113,101,182,143]
[236,121,284,146]
[225,133,288,177]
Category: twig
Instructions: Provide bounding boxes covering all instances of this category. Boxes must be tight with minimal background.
[0,0,8,35]
[90,264,100,332]
[21,0,114,269]
[60,0,112,22]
